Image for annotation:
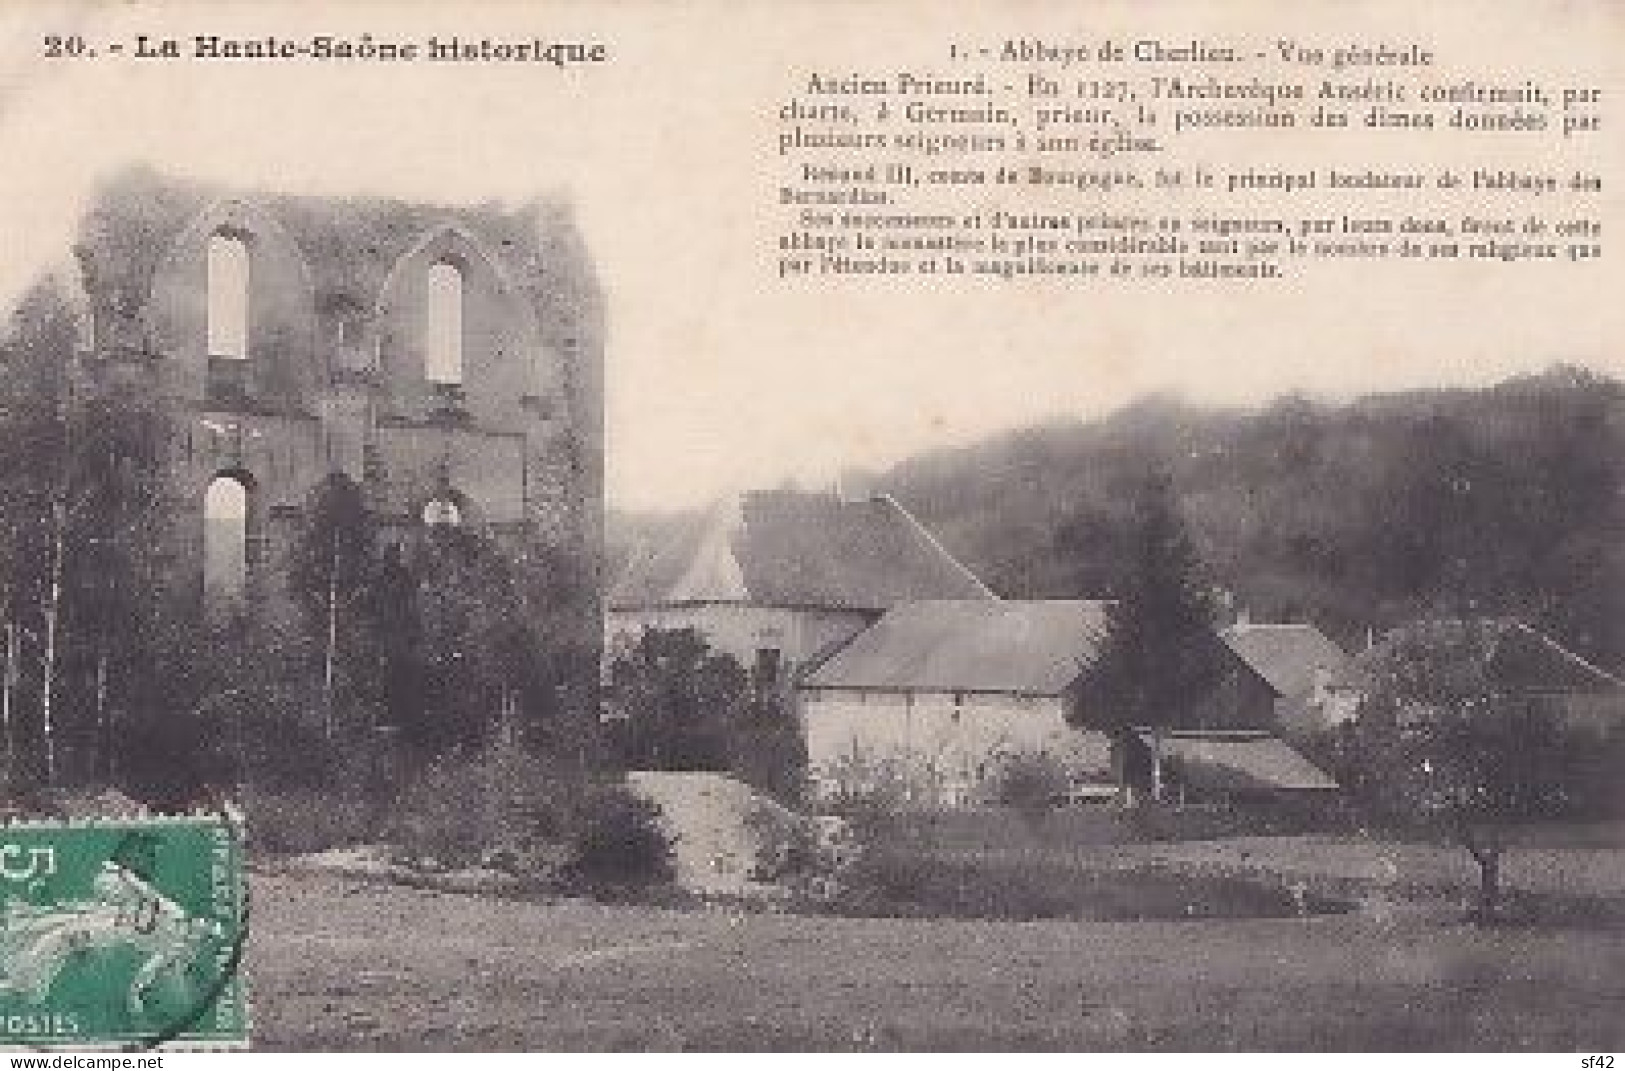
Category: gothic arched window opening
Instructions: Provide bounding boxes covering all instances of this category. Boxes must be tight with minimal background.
[203,474,250,603]
[207,232,250,360]
[425,260,464,385]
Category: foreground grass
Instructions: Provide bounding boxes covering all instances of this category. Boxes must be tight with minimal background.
[830,848,1352,920]
[818,817,1625,923]
[249,867,1625,1050]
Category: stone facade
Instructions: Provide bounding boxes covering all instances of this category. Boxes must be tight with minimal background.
[69,166,602,632]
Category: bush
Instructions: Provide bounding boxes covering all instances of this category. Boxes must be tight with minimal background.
[239,728,681,895]
[237,724,398,856]
[729,695,808,807]
[114,707,232,811]
[990,750,1071,825]
[564,783,673,890]
[245,785,376,856]
[390,737,581,873]
[741,797,831,884]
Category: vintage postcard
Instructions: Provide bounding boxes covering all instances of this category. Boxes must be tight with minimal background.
[0,0,1620,1054]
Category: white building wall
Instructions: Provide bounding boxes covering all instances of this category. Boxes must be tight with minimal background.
[802,688,1113,806]
[607,603,876,673]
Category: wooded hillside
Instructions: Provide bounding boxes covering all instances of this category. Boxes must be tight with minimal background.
[611,366,1623,673]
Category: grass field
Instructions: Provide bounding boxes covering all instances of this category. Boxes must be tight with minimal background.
[248,831,1625,1051]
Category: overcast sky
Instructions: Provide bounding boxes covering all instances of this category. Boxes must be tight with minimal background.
[2,1,1620,512]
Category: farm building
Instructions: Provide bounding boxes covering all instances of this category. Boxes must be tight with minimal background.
[607,489,993,688]
[1221,622,1358,735]
[609,489,1343,809]
[798,599,1116,806]
[798,601,1342,808]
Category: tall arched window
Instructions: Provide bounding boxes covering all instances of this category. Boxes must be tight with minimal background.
[425,261,464,385]
[207,233,250,360]
[203,475,249,603]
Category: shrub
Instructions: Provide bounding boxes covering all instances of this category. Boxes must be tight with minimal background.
[237,724,397,856]
[818,747,916,832]
[390,736,583,874]
[729,694,808,807]
[742,797,835,884]
[990,750,1071,825]
[565,782,674,890]
[245,784,376,856]
[115,706,232,811]
[241,728,681,895]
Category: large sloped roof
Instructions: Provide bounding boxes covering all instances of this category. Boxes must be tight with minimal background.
[1343,618,1624,693]
[802,599,1111,696]
[1221,623,1351,698]
[1484,620,1625,692]
[609,491,993,611]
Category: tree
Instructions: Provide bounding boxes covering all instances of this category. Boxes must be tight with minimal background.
[867,367,1624,674]
[729,674,808,805]
[510,535,604,771]
[603,628,746,773]
[402,525,535,755]
[1072,470,1226,802]
[283,479,600,769]
[0,279,86,787]
[286,474,390,739]
[0,277,209,794]
[1353,620,1570,921]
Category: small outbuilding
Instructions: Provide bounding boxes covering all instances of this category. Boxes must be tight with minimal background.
[1129,729,1339,806]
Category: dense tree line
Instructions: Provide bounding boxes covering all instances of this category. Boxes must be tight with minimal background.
[860,366,1623,671]
[0,278,601,805]
[0,278,214,801]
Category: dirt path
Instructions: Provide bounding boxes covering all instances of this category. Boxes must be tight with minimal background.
[247,872,1625,1050]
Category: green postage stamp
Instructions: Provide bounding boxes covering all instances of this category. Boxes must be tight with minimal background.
[0,813,248,1050]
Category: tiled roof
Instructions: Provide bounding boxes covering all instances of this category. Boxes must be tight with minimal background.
[1139,730,1338,792]
[609,491,993,611]
[802,599,1111,696]
[1221,623,1351,698]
